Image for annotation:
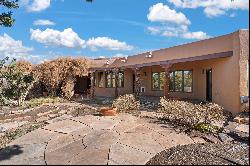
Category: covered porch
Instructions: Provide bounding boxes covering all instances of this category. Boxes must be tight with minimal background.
[89,51,233,105]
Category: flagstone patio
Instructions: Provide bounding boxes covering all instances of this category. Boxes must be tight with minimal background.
[0,113,196,165]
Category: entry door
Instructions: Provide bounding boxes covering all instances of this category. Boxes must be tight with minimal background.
[206,69,212,102]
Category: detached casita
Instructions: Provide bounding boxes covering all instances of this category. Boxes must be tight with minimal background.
[89,29,249,114]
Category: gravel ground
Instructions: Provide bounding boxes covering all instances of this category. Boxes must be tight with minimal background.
[146,143,249,165]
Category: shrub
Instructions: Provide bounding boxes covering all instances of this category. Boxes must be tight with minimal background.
[241,102,249,112]
[195,123,223,133]
[61,77,75,100]
[157,97,226,128]
[24,97,62,108]
[0,57,35,106]
[112,94,140,113]
[33,57,89,98]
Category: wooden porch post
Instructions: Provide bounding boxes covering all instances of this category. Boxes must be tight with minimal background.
[90,71,95,99]
[162,64,172,99]
[132,67,141,99]
[113,68,119,98]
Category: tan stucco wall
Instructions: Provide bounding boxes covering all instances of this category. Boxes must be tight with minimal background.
[115,32,234,68]
[93,30,249,114]
[94,68,134,97]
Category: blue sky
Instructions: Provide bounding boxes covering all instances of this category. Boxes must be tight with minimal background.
[0,0,249,63]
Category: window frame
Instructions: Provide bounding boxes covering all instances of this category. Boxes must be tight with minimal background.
[151,72,165,91]
[105,71,125,88]
[117,71,124,88]
[105,71,114,88]
[169,70,193,93]
[98,71,105,88]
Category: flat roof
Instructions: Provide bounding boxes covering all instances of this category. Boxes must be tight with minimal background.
[90,29,248,70]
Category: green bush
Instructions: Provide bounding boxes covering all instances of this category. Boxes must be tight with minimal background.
[195,123,223,133]
[0,57,35,106]
[112,94,140,113]
[157,97,226,129]
[24,97,62,108]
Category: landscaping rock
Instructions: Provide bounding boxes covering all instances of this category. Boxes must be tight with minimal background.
[192,137,207,144]
[36,116,50,123]
[0,127,5,133]
[202,135,221,143]
[234,117,249,124]
[48,114,58,119]
[235,124,249,133]
[146,143,249,165]
[0,121,29,132]
[58,110,67,114]
[218,133,234,143]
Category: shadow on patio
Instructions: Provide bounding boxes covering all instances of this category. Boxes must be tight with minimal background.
[0,145,23,161]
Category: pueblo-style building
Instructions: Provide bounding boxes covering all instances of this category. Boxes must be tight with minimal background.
[85,29,249,114]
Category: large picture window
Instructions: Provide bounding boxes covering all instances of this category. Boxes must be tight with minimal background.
[152,72,165,90]
[105,71,124,88]
[169,70,193,92]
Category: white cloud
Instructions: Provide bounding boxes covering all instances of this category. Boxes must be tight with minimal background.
[147,3,210,40]
[182,31,211,40]
[33,19,55,26]
[168,0,249,17]
[27,0,51,12]
[0,34,33,59]
[147,26,162,35]
[30,28,85,48]
[204,7,226,17]
[147,3,190,25]
[86,37,133,51]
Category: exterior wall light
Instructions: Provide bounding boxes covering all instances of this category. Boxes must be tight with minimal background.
[146,51,153,58]
[105,60,110,65]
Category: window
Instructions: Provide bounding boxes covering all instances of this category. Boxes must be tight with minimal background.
[152,72,165,90]
[184,71,192,92]
[105,71,125,88]
[169,70,193,92]
[175,71,183,92]
[98,72,105,87]
[118,71,124,87]
[106,71,113,88]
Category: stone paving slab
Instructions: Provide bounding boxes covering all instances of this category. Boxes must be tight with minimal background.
[45,139,86,165]
[82,131,119,149]
[90,118,121,130]
[8,129,60,146]
[46,114,73,124]
[46,134,75,153]
[42,119,85,134]
[0,143,46,165]
[119,132,164,155]
[0,113,198,165]
[71,115,101,126]
[109,143,152,165]
[69,146,109,165]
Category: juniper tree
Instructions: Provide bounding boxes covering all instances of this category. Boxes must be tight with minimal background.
[0,0,19,27]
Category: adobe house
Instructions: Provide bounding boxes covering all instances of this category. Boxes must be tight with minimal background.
[89,29,249,114]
